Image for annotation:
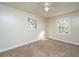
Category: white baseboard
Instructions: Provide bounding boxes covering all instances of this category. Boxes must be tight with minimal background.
[46,36,79,46]
[0,39,40,53]
[0,37,79,53]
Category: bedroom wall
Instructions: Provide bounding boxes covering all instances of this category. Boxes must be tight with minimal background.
[46,10,79,45]
[0,4,45,52]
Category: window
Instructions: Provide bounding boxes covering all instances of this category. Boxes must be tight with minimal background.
[57,17,70,34]
[28,17,37,30]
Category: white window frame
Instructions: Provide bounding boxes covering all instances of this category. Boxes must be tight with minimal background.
[57,16,70,35]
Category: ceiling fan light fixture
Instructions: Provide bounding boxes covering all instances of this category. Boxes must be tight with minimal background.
[44,7,49,11]
[44,2,50,12]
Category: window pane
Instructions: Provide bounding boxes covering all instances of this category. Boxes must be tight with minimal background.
[57,17,70,34]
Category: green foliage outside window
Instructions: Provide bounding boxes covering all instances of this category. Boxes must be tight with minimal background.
[57,17,70,34]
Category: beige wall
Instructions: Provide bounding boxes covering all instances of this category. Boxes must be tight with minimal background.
[46,11,79,45]
[0,4,45,52]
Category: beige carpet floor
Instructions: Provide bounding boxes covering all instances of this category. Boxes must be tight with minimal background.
[0,39,79,57]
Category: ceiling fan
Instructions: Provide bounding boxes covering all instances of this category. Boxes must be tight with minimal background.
[44,2,56,12]
[44,2,50,11]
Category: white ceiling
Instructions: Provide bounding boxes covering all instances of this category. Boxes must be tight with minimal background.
[1,2,79,18]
